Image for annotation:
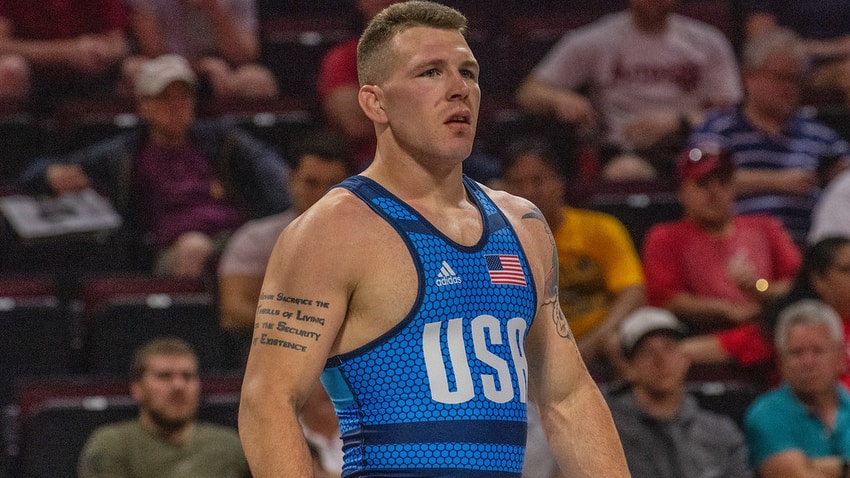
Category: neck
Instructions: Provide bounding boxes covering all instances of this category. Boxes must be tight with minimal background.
[139,414,193,446]
[363,151,467,208]
[632,386,685,420]
[743,102,786,136]
[149,128,189,149]
[690,216,733,236]
[631,11,669,34]
[794,386,840,428]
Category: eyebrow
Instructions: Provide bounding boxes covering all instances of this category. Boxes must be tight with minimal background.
[411,57,479,72]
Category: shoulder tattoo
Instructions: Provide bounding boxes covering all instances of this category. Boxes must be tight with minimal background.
[521,207,573,340]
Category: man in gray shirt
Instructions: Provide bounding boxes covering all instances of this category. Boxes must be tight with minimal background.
[606,307,753,478]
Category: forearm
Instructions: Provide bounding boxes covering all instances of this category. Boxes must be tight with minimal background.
[516,77,575,115]
[601,286,646,336]
[803,36,850,60]
[578,285,645,358]
[0,37,77,65]
[538,378,630,477]
[239,387,315,476]
[667,294,756,329]
[201,3,258,63]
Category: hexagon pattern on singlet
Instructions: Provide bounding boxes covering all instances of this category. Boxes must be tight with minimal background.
[321,176,537,477]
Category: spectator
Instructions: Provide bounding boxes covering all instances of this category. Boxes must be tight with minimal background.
[0,0,130,106]
[77,337,249,477]
[317,0,401,168]
[606,306,753,478]
[688,27,850,246]
[683,236,850,389]
[500,135,645,376]
[121,0,277,101]
[217,130,353,359]
[514,0,741,181]
[744,0,850,108]
[643,146,800,335]
[743,299,850,477]
[809,166,850,244]
[20,54,289,277]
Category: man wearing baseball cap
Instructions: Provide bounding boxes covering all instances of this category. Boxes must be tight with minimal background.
[20,54,290,277]
[642,145,800,337]
[605,306,753,478]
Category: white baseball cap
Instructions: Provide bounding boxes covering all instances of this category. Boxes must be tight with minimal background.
[134,54,197,97]
[619,307,685,357]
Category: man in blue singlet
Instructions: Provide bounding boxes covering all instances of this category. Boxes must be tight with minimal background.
[237,2,629,477]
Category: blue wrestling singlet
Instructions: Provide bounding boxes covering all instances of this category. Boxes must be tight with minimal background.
[320,175,537,477]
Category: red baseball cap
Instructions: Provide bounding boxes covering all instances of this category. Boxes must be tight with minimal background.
[675,146,735,184]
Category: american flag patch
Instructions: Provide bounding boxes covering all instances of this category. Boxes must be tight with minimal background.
[485,254,527,286]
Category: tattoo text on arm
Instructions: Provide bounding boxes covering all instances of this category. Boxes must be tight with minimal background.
[251,293,331,353]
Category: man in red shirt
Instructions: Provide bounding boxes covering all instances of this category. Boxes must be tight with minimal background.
[643,146,801,335]
[317,0,400,168]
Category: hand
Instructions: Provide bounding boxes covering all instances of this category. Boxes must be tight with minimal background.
[46,165,90,194]
[723,301,761,325]
[621,110,682,151]
[68,36,121,73]
[552,93,596,128]
[727,250,758,293]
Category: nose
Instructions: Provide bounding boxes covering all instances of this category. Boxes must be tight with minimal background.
[447,70,470,100]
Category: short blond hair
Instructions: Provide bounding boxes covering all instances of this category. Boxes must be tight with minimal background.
[129,336,197,382]
[356,0,467,86]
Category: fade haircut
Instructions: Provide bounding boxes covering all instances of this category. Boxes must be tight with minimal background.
[774,299,843,353]
[741,26,807,72]
[129,336,197,382]
[357,0,467,86]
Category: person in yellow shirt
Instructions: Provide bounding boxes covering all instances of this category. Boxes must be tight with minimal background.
[501,136,646,377]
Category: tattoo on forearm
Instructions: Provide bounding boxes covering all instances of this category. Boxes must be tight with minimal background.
[251,293,331,352]
[522,208,573,340]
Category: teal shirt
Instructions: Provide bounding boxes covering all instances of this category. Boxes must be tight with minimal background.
[744,383,850,467]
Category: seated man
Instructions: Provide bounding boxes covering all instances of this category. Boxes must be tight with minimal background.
[606,306,753,478]
[77,337,249,477]
[19,54,289,277]
[643,146,800,335]
[500,135,645,376]
[744,299,850,477]
[121,0,278,100]
[688,27,850,246]
[514,0,741,180]
[217,130,354,360]
[0,0,130,105]
[745,1,850,108]
[317,0,401,168]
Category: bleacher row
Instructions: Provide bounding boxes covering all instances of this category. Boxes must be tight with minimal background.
[0,274,241,478]
[0,0,748,187]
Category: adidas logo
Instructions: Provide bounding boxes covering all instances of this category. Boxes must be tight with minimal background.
[435,260,462,286]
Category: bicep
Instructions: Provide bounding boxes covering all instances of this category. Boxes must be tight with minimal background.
[243,229,350,402]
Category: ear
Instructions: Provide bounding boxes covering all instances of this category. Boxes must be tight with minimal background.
[130,381,143,401]
[358,84,387,125]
